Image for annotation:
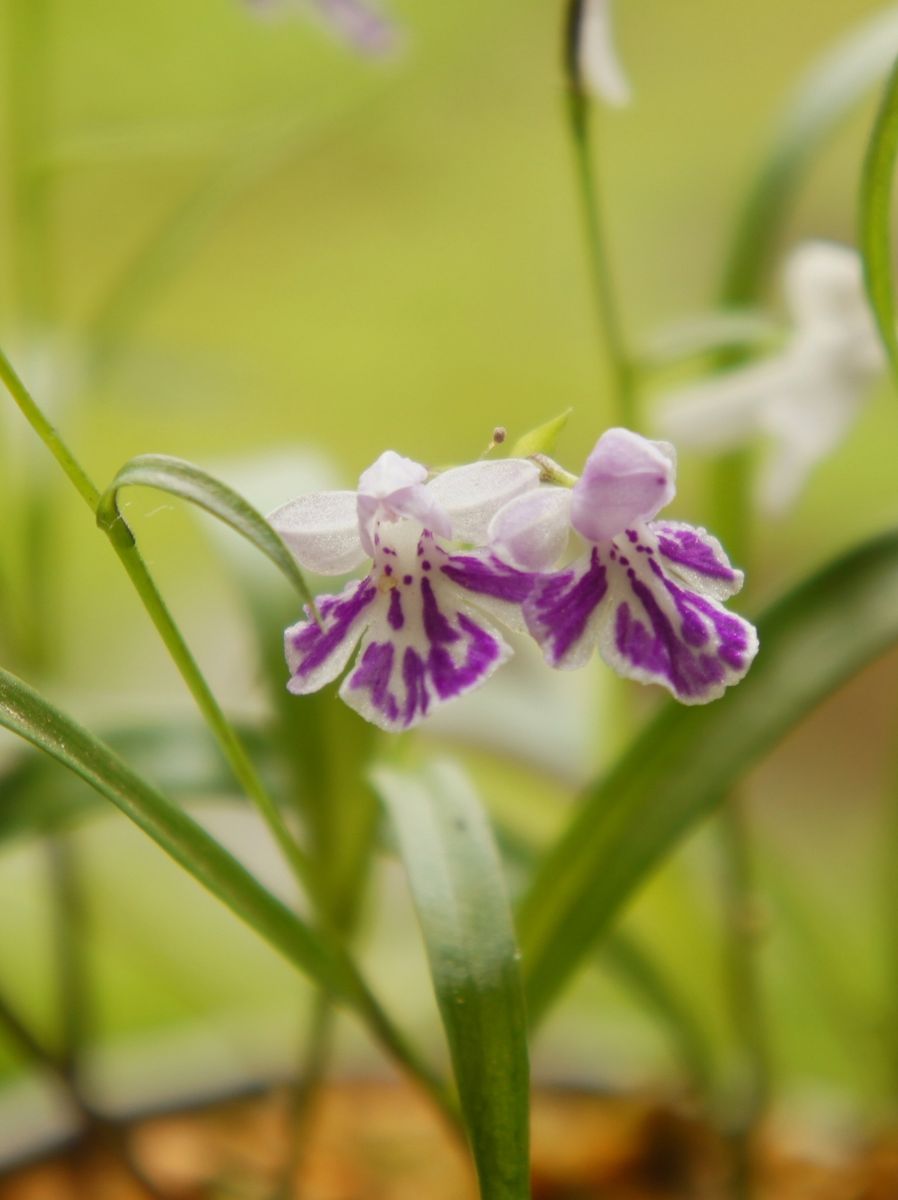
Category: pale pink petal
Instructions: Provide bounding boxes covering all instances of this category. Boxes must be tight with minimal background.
[427,459,541,544]
[571,428,676,543]
[268,490,366,575]
[488,487,572,571]
[358,449,428,498]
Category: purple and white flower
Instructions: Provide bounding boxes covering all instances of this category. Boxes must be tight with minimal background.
[656,241,884,513]
[568,0,631,106]
[489,429,758,704]
[269,451,540,731]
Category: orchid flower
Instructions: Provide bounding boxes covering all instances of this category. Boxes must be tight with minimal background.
[655,241,885,513]
[268,451,540,730]
[568,0,631,107]
[489,429,758,704]
[243,0,397,56]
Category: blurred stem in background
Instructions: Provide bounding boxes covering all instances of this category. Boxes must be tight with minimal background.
[7,0,53,327]
[718,798,771,1200]
[563,1,636,431]
[3,10,102,1179]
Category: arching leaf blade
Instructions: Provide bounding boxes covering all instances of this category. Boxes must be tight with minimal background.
[860,54,898,386]
[519,531,898,1025]
[722,5,898,305]
[373,760,531,1200]
[97,454,315,610]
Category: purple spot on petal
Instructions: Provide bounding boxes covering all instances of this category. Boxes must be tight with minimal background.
[422,560,431,570]
[626,529,638,544]
[403,574,413,585]
[384,564,392,576]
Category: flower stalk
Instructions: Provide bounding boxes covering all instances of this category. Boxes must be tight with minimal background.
[563,0,635,427]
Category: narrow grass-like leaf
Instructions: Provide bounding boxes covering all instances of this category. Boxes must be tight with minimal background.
[721,5,898,305]
[0,668,354,997]
[96,454,315,610]
[519,531,898,1024]
[373,760,530,1200]
[860,54,898,386]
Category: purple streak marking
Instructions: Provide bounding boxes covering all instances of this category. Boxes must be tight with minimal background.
[387,588,404,630]
[402,648,430,724]
[525,548,607,665]
[616,577,726,699]
[421,577,458,644]
[440,554,535,604]
[347,640,399,722]
[428,613,501,699]
[655,524,737,582]
[289,577,377,679]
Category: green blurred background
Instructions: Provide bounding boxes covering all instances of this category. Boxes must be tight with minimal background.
[1,0,898,1159]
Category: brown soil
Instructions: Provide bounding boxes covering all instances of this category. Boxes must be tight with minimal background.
[1,1083,896,1199]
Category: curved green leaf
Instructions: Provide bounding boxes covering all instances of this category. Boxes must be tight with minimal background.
[519,531,898,1024]
[721,5,898,305]
[0,668,352,998]
[373,760,530,1200]
[860,54,898,386]
[96,454,315,610]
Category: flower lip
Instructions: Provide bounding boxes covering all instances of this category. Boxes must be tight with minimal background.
[571,428,677,544]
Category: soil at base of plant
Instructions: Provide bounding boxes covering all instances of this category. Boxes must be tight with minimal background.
[1,1082,897,1199]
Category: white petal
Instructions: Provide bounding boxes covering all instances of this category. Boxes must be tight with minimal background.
[755,376,863,514]
[268,490,366,575]
[387,483,453,539]
[488,487,572,571]
[427,459,541,544]
[358,449,428,498]
[579,0,631,106]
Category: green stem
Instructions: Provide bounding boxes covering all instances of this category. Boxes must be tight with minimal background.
[0,343,315,898]
[566,89,637,428]
[0,346,462,1138]
[46,837,90,1079]
[102,516,321,903]
[0,346,100,509]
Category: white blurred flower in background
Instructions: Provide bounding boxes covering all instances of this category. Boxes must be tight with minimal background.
[568,0,631,106]
[655,241,885,513]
